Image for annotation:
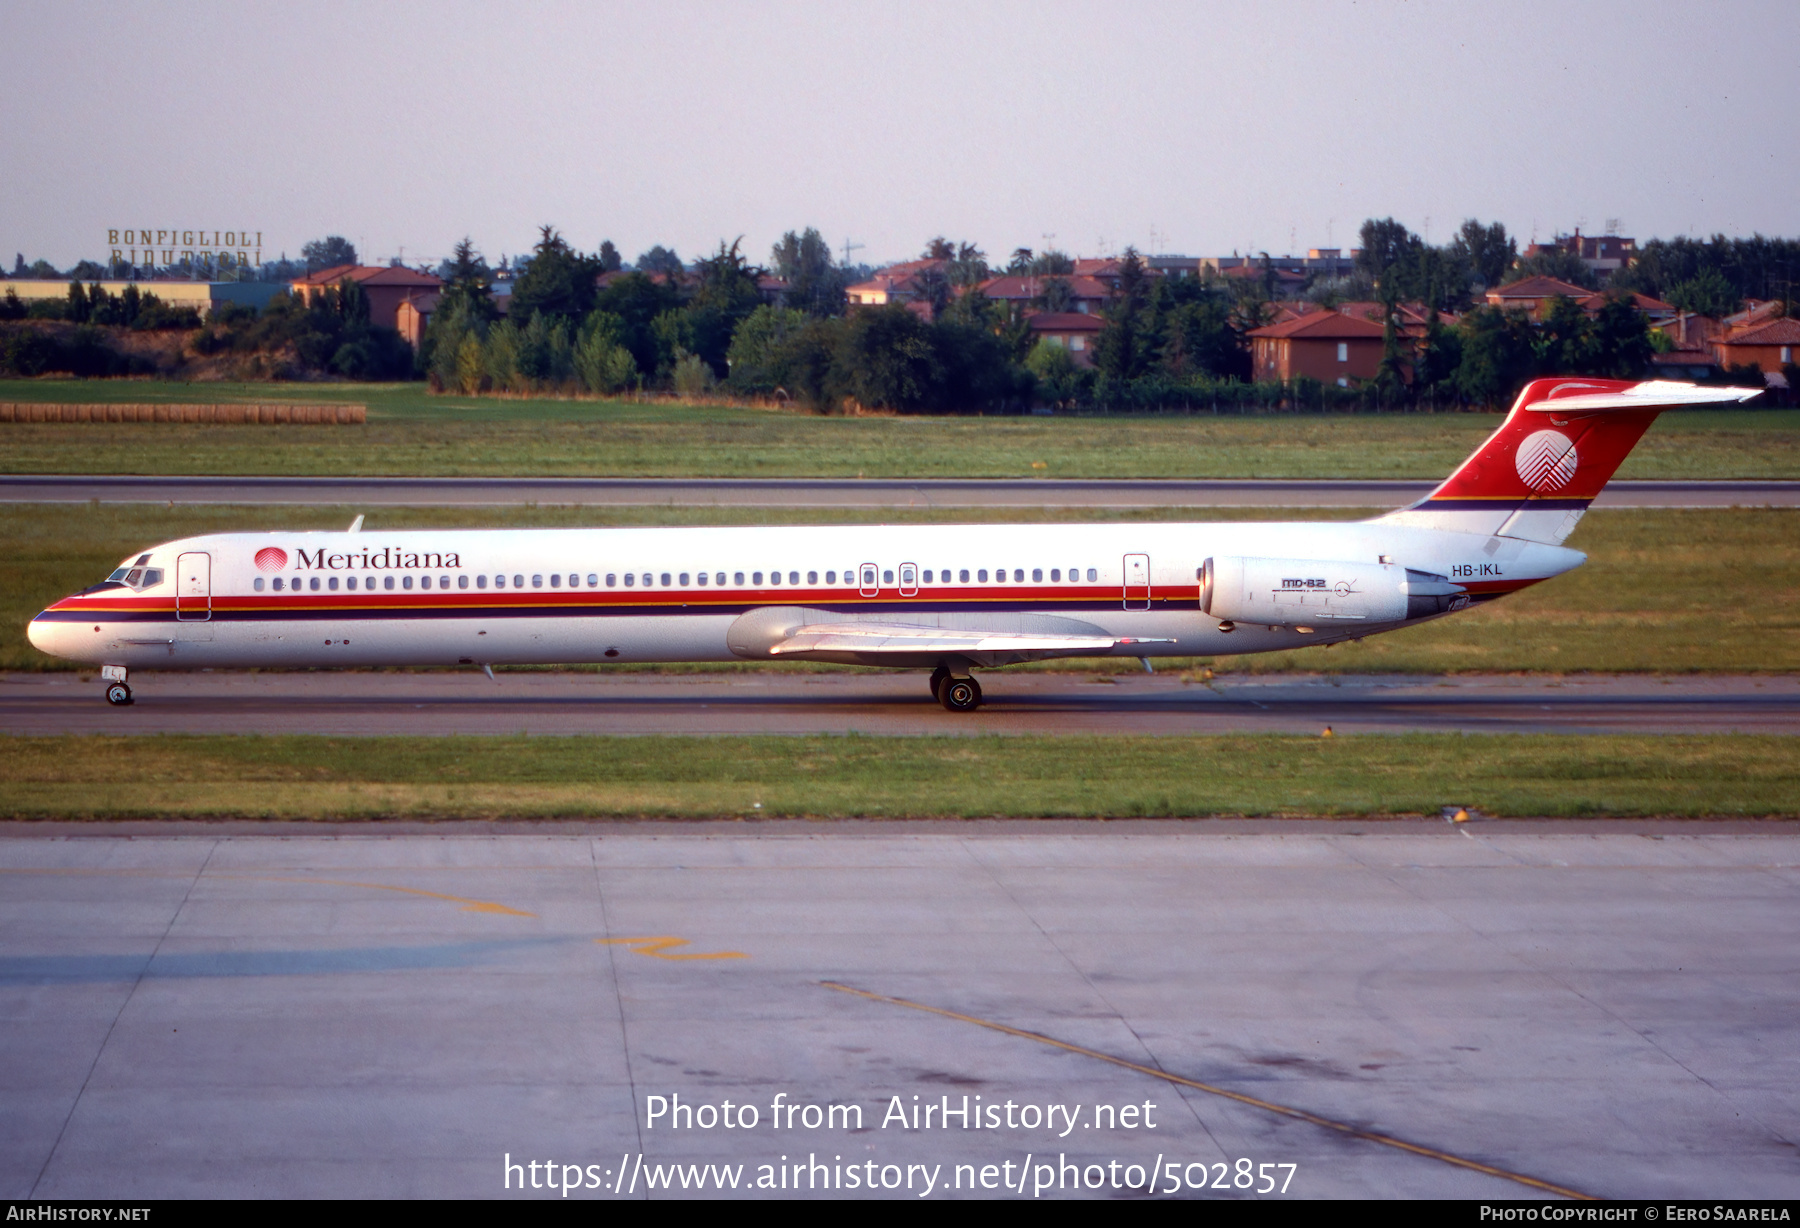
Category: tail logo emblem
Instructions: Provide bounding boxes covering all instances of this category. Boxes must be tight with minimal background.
[1515,430,1578,492]
[254,547,288,572]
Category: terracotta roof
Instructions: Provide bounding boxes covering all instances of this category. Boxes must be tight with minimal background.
[294,264,442,288]
[1246,309,1386,340]
[1332,301,1444,326]
[875,258,948,277]
[1579,292,1673,313]
[1027,312,1105,332]
[977,275,1111,300]
[1488,275,1589,300]
[1724,299,1782,329]
[1718,318,1800,346]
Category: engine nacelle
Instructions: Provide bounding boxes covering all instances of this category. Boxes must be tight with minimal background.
[1201,556,1465,627]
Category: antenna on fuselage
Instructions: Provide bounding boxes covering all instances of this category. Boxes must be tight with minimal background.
[347,515,364,533]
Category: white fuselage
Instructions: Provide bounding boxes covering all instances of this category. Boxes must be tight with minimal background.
[30,519,1584,672]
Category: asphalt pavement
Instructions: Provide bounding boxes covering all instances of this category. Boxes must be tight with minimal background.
[6,670,1796,736]
[4,826,1795,1199]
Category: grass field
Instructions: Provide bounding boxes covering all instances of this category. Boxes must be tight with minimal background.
[5,502,1796,674]
[2,378,1796,479]
[1,732,1792,819]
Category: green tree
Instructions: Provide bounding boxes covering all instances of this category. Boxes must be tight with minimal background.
[509,226,601,326]
[300,236,358,271]
[1092,248,1152,381]
[1451,219,1517,290]
[574,311,637,395]
[1665,267,1741,318]
[594,273,681,379]
[1512,244,1596,289]
[598,240,622,273]
[769,228,846,316]
[1588,295,1654,378]
[830,303,942,411]
[634,245,683,277]
[1536,295,1598,373]
[685,239,767,376]
[726,305,811,392]
[1454,306,1537,406]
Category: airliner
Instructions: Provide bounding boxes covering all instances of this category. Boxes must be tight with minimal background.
[29,378,1755,711]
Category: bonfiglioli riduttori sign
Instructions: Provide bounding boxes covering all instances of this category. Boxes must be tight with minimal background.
[108,229,263,269]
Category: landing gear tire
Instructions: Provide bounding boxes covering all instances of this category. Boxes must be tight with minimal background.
[929,665,951,704]
[939,676,982,713]
[105,682,133,706]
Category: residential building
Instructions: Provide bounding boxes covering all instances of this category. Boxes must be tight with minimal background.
[1523,228,1637,276]
[291,264,442,333]
[1246,309,1386,385]
[845,258,947,307]
[1026,312,1104,367]
[1579,291,1674,324]
[1712,317,1800,376]
[1484,275,1593,315]
[977,274,1111,315]
[0,278,282,317]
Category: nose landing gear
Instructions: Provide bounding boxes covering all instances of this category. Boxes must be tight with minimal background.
[101,665,132,706]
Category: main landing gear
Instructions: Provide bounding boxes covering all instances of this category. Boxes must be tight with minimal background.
[929,666,983,713]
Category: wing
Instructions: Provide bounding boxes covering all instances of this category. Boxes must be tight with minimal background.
[767,621,1171,659]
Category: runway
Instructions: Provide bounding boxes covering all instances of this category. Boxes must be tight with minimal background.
[6,670,1796,735]
[4,474,1797,508]
[4,826,1796,1199]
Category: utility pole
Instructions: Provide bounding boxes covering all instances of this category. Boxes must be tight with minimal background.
[842,237,864,267]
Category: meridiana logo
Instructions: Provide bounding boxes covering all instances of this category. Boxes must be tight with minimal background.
[254,547,288,572]
[1515,429,1578,492]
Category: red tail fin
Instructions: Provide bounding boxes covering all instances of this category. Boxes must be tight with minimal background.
[1380,378,1759,542]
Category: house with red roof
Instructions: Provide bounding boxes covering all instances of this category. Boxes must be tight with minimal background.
[1246,309,1387,385]
[1026,312,1105,367]
[1483,275,1591,315]
[291,264,443,335]
[1712,316,1800,378]
[977,274,1111,316]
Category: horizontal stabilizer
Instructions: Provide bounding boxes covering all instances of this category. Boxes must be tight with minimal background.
[1525,381,1762,412]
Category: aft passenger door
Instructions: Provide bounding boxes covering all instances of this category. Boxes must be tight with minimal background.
[176,552,211,620]
[1122,553,1150,610]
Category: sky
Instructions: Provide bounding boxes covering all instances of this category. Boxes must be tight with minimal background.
[2,0,1793,272]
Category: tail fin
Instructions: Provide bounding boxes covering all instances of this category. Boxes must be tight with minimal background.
[1378,378,1760,543]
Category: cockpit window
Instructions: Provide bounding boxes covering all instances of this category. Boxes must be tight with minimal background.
[101,566,163,592]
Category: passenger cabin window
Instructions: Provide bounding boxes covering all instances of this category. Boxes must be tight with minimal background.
[715,572,725,585]
[311,577,322,591]
[623,574,633,587]
[978,569,988,582]
[253,577,264,591]
[734,572,745,586]
[697,572,707,586]
[272,577,284,591]
[679,573,690,586]
[514,575,524,588]
[587,574,597,587]
[402,576,413,590]
[960,569,970,583]
[549,574,560,588]
[532,575,543,588]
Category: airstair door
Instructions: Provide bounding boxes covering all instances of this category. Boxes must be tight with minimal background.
[1123,553,1150,610]
[176,552,211,620]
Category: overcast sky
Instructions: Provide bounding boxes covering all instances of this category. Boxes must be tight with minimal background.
[2,0,1792,271]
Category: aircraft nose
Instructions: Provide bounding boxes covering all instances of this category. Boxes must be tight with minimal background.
[27,611,70,657]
